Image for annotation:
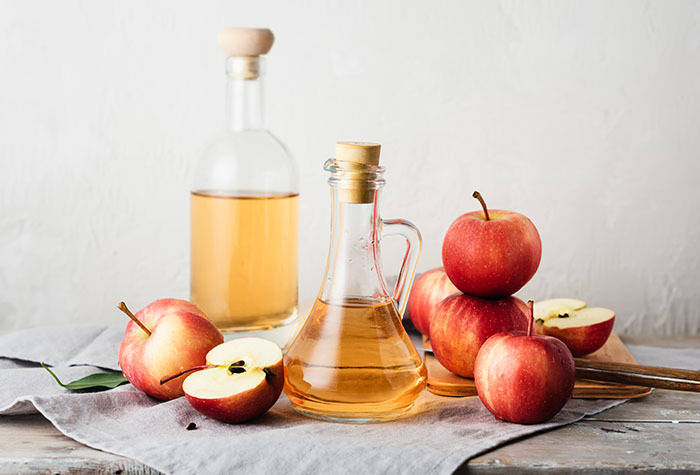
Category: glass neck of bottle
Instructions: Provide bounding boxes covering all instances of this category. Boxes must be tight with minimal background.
[319,184,391,303]
[225,57,265,131]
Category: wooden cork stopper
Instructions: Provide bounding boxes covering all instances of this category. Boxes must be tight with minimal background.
[335,142,381,167]
[334,142,382,204]
[218,27,275,57]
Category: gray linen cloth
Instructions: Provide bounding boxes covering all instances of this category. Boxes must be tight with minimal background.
[1,326,697,475]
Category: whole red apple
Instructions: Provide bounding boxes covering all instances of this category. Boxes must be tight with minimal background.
[474,301,575,424]
[117,298,223,401]
[407,267,459,336]
[442,191,541,298]
[430,293,529,378]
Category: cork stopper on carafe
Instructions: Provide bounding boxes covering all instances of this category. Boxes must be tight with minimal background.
[218,27,275,80]
[334,141,382,204]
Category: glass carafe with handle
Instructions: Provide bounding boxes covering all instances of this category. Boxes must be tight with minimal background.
[284,141,427,423]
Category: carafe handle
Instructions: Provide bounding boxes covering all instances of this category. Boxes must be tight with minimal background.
[382,219,422,318]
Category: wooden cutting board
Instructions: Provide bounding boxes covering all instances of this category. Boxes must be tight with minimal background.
[423,332,652,399]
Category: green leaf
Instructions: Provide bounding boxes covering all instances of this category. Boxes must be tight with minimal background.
[41,362,129,392]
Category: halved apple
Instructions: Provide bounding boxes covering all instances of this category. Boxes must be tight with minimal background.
[533,298,586,335]
[182,337,284,423]
[540,307,615,357]
[534,298,587,321]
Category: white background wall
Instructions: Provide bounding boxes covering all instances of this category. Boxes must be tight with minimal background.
[1,1,699,335]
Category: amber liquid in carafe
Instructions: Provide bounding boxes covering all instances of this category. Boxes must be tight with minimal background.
[284,297,427,421]
[190,191,298,331]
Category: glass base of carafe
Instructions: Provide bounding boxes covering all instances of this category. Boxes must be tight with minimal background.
[219,309,300,349]
[288,401,416,424]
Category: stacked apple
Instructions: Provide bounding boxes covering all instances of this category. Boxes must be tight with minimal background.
[409,191,542,378]
[117,298,283,423]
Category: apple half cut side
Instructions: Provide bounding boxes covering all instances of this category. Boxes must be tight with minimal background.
[533,298,586,335]
[540,307,615,357]
[182,337,284,423]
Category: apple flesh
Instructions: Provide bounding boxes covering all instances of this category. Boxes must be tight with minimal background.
[118,299,223,401]
[407,267,459,336]
[539,307,615,357]
[430,294,529,378]
[474,329,575,424]
[533,298,586,334]
[441,191,542,299]
[183,338,284,423]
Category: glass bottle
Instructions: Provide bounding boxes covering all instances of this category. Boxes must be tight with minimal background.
[190,28,298,338]
[284,142,426,423]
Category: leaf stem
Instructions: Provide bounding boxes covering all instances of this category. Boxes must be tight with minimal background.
[118,302,151,336]
[472,191,490,221]
[41,362,67,388]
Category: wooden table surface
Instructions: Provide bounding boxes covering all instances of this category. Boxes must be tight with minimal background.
[2,335,699,474]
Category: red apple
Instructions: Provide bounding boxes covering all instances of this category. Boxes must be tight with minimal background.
[442,191,542,298]
[537,305,615,357]
[474,301,575,424]
[117,299,223,401]
[430,293,529,378]
[179,338,284,423]
[407,267,459,336]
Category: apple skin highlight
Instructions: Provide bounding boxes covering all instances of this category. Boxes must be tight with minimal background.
[118,299,223,401]
[474,331,575,424]
[540,316,615,357]
[430,294,529,378]
[442,207,541,299]
[407,267,459,337]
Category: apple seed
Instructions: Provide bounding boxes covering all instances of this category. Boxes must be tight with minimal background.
[228,365,246,374]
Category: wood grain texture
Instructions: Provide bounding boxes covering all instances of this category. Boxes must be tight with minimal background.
[463,385,700,472]
[425,332,653,399]
[575,358,700,392]
[0,415,161,474]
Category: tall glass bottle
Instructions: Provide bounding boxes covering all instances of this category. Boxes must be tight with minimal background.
[191,28,298,337]
[284,142,426,423]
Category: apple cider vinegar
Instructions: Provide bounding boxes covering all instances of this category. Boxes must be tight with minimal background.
[283,140,426,423]
[191,28,299,339]
[284,297,427,422]
[190,191,298,331]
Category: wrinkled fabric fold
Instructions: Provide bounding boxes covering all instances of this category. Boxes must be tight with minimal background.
[1,326,695,475]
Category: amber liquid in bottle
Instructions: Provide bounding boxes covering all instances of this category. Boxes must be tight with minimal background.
[284,297,427,421]
[190,190,299,331]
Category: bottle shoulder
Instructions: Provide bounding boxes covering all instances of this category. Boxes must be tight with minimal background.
[203,129,293,160]
[194,129,298,193]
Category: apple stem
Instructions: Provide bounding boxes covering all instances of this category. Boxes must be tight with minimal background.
[118,302,151,337]
[527,300,534,337]
[160,364,216,385]
[472,191,490,221]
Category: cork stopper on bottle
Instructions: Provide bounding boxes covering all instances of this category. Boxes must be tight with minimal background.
[333,142,382,204]
[218,28,275,57]
[335,141,381,167]
[218,28,274,80]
